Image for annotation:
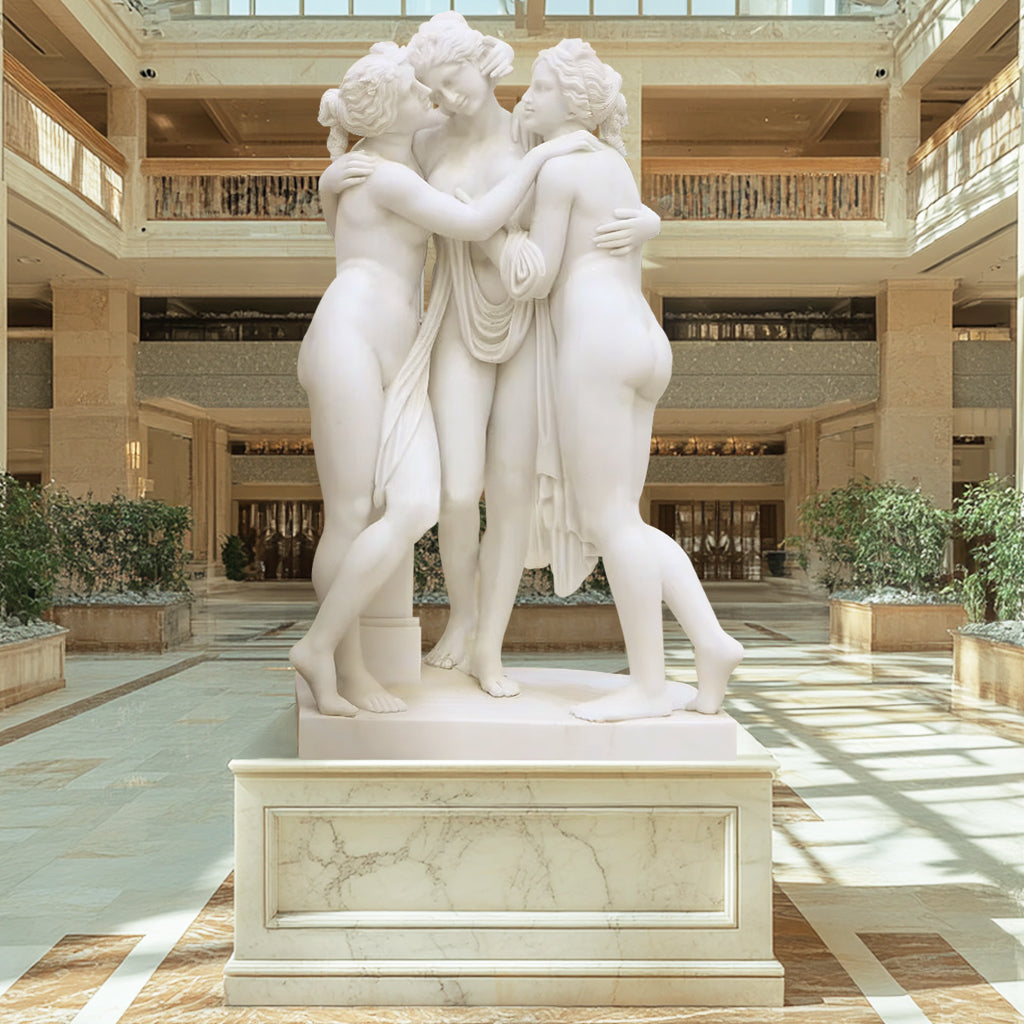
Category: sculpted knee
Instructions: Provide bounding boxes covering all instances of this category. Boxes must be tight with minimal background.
[390,495,440,542]
[439,488,483,519]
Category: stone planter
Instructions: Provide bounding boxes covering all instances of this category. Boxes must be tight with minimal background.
[953,632,1024,712]
[0,630,67,709]
[829,599,967,652]
[416,602,623,651]
[49,599,191,652]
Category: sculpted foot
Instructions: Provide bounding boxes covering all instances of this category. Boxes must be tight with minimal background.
[468,652,520,698]
[424,622,473,671]
[687,634,744,715]
[338,663,407,714]
[572,683,672,723]
[291,641,358,717]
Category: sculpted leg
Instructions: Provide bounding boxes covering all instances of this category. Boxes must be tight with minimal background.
[650,527,744,715]
[426,327,495,670]
[467,340,538,698]
[291,413,439,712]
[571,517,674,722]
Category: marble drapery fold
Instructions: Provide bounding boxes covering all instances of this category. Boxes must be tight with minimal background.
[373,236,535,506]
[503,230,598,596]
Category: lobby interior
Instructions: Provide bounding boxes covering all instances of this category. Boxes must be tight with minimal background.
[2,0,1024,1019]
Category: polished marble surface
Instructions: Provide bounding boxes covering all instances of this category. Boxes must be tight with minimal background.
[1,580,1022,1021]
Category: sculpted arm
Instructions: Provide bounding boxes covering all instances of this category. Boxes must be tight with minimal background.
[318,153,375,239]
[501,160,575,301]
[593,203,661,256]
[374,133,596,242]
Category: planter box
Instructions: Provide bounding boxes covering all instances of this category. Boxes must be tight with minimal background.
[416,603,623,650]
[49,600,191,652]
[0,630,67,709]
[829,599,967,652]
[953,632,1024,712]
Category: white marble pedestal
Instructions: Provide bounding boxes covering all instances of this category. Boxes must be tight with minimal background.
[226,682,782,1007]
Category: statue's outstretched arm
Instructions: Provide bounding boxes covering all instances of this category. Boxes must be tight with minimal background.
[374,132,597,242]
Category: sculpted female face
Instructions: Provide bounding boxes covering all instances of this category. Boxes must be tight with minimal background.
[420,60,491,118]
[519,60,572,138]
[389,64,435,134]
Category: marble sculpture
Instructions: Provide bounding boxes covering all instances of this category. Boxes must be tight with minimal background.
[289,17,743,723]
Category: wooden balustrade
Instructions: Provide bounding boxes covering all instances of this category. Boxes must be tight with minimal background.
[642,157,884,221]
[3,53,125,225]
[143,159,328,220]
[909,59,1020,218]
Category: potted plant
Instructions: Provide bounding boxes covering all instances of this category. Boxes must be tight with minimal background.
[0,474,67,707]
[796,479,965,652]
[951,476,1024,710]
[47,491,193,652]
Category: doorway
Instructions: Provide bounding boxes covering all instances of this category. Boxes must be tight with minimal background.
[654,501,775,581]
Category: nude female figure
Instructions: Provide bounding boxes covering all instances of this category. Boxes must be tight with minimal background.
[506,39,744,722]
[403,13,659,698]
[288,42,597,716]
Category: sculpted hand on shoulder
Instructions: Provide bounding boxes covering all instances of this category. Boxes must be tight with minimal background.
[532,130,603,162]
[319,151,378,195]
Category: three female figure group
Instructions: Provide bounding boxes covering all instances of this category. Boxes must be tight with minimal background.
[289,17,742,723]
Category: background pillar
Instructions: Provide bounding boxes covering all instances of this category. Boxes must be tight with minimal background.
[875,279,955,507]
[49,280,141,498]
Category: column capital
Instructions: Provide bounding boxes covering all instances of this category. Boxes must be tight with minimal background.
[49,277,137,294]
[881,278,958,293]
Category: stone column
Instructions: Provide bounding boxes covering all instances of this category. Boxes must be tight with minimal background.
[191,417,216,571]
[881,84,920,232]
[0,8,7,473]
[214,425,232,569]
[108,86,146,231]
[784,419,818,538]
[49,280,142,498]
[875,280,955,507]
[617,57,642,187]
[1017,9,1024,486]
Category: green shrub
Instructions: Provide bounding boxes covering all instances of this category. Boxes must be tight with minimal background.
[797,478,952,595]
[412,505,611,603]
[955,476,1024,621]
[0,474,60,622]
[49,490,192,597]
[221,534,251,581]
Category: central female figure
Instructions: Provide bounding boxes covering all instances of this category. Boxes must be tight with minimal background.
[405,14,657,697]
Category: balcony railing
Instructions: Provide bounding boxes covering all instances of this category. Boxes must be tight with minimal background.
[642,158,883,221]
[3,54,125,225]
[163,0,874,17]
[909,59,1020,219]
[143,159,326,220]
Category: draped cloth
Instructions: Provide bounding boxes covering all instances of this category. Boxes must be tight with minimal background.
[503,231,598,597]
[373,236,535,507]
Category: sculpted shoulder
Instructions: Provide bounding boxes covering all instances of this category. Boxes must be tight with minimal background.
[413,121,450,174]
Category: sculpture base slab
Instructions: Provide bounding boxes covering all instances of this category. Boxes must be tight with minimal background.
[226,737,782,1007]
[297,664,737,761]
